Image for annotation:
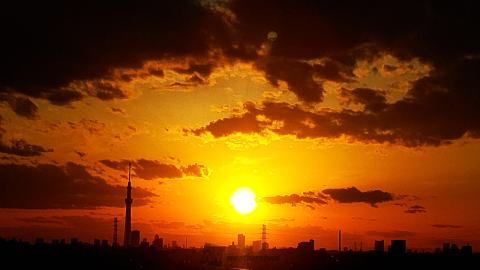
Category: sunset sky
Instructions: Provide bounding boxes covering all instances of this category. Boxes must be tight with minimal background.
[1,0,480,251]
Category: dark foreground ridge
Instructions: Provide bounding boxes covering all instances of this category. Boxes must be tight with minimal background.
[1,237,479,270]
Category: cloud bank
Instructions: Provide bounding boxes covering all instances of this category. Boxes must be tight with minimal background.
[0,162,156,209]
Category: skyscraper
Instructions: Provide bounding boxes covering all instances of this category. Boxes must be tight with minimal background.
[238,234,245,250]
[391,240,406,254]
[124,162,133,247]
[297,239,314,251]
[131,230,140,247]
[152,234,163,248]
[252,240,262,253]
[374,240,385,252]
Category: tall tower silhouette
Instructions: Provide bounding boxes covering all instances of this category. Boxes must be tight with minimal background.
[261,224,267,250]
[338,230,342,252]
[124,162,133,247]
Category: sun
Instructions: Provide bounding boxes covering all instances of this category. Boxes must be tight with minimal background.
[230,187,257,214]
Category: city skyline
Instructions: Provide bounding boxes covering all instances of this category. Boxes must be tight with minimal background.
[1,0,480,252]
[0,175,473,253]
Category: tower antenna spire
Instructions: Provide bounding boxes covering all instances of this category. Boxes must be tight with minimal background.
[128,162,131,183]
[124,162,133,247]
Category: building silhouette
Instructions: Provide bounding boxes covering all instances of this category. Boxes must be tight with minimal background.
[391,240,406,254]
[70,237,79,246]
[113,217,118,247]
[101,239,109,247]
[443,242,451,253]
[152,234,163,248]
[252,240,262,253]
[374,240,385,252]
[461,244,473,254]
[130,230,140,247]
[140,238,149,248]
[124,163,133,247]
[237,234,245,250]
[297,239,314,251]
[35,238,44,245]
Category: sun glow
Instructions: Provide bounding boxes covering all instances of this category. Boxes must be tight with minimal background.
[230,187,257,214]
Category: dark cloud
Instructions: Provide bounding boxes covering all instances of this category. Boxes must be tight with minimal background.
[182,163,210,177]
[45,89,83,106]
[382,64,398,73]
[128,159,183,179]
[99,158,209,180]
[187,102,263,137]
[67,119,106,135]
[90,81,128,101]
[0,117,52,156]
[432,224,462,229]
[257,58,325,102]
[0,0,479,147]
[230,1,480,63]
[404,204,427,214]
[110,107,127,115]
[146,67,164,77]
[0,139,52,157]
[340,88,387,113]
[187,74,206,84]
[322,187,394,207]
[74,151,86,158]
[98,159,128,171]
[169,82,190,88]
[0,162,156,209]
[264,187,394,208]
[187,96,480,147]
[0,95,39,119]
[313,59,355,83]
[0,0,220,106]
[193,1,480,147]
[263,191,328,209]
[174,63,215,78]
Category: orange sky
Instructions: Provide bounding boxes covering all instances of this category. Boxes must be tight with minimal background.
[1,0,480,251]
